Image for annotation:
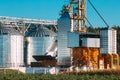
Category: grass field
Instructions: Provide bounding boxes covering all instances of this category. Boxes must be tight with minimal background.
[0,69,120,80]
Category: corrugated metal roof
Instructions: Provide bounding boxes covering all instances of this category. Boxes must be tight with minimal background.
[0,24,22,35]
[26,26,57,37]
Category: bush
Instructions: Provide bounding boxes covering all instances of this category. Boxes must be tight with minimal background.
[0,69,120,80]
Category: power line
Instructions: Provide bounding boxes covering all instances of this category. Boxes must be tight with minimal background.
[88,0,109,28]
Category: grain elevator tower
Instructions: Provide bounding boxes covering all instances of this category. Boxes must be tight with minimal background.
[70,0,86,32]
[57,6,71,66]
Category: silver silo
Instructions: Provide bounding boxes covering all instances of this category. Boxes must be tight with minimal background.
[25,25,57,65]
[57,12,71,66]
[0,24,24,68]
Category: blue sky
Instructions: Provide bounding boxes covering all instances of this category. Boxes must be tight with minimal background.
[0,0,120,27]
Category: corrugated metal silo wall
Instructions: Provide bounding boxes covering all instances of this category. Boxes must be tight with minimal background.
[0,33,24,68]
[100,29,117,54]
[10,35,24,67]
[57,17,71,66]
[26,37,55,65]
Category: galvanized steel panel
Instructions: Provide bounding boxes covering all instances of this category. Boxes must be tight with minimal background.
[57,12,71,66]
[100,29,117,54]
[82,38,100,48]
[67,31,79,48]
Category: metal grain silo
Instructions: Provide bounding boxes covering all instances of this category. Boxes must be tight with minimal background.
[57,12,71,66]
[26,25,57,65]
[0,24,24,68]
[100,28,117,54]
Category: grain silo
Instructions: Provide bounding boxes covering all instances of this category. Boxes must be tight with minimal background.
[100,28,117,54]
[0,23,24,68]
[25,25,57,65]
[57,12,71,66]
[100,28,119,69]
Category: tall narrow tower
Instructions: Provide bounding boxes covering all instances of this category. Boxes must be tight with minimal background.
[57,0,87,66]
[57,6,71,66]
[70,0,86,32]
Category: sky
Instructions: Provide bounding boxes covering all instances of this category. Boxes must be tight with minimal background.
[0,0,120,27]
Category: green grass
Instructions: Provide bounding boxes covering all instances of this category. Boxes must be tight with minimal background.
[0,69,120,80]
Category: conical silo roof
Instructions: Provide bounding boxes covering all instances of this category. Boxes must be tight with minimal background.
[26,25,57,37]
